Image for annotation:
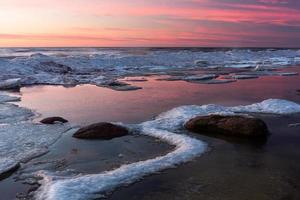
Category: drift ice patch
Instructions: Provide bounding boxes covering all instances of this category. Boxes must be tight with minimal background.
[0,93,71,178]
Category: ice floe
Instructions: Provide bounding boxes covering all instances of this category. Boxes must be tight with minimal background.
[0,123,72,176]
[0,48,299,88]
[0,78,21,90]
[34,98,300,200]
[0,93,72,177]
[0,103,33,124]
[0,92,20,103]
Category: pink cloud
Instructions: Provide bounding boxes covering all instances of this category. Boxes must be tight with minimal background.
[0,0,299,47]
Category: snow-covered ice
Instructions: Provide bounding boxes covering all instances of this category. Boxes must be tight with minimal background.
[0,92,20,103]
[0,93,71,177]
[0,103,33,124]
[34,98,300,200]
[0,48,299,88]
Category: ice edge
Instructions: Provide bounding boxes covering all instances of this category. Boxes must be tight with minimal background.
[34,98,300,200]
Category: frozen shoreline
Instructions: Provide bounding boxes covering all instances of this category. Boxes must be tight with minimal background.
[1,87,300,199]
[0,47,300,199]
[0,48,299,89]
[0,92,72,178]
[35,99,300,200]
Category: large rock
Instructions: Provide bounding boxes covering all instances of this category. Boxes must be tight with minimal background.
[185,115,269,138]
[73,122,129,140]
[40,117,68,124]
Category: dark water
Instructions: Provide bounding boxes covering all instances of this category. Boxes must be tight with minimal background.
[1,66,300,199]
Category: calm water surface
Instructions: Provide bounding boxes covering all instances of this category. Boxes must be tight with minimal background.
[2,67,300,200]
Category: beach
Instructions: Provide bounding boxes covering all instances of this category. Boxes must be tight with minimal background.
[0,48,300,199]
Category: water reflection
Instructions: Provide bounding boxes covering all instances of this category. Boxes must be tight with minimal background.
[18,72,300,125]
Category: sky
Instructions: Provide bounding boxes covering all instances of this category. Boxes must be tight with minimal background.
[0,0,299,47]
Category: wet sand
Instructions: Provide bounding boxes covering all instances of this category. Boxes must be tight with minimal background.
[1,66,300,199]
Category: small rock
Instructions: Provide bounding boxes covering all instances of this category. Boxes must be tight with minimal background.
[111,85,142,91]
[185,115,269,138]
[40,117,68,124]
[73,122,129,140]
[107,81,128,87]
[104,81,142,91]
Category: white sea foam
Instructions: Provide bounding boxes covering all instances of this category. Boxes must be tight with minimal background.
[34,99,300,200]
[231,99,300,114]
[35,127,206,200]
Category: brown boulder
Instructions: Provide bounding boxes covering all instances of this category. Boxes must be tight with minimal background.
[73,122,129,140]
[40,117,68,124]
[185,115,269,138]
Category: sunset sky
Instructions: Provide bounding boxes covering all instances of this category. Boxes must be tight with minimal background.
[0,0,299,47]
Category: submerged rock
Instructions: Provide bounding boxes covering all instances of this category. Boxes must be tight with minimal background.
[104,81,142,91]
[183,74,218,81]
[0,78,21,90]
[73,122,129,140]
[40,117,68,124]
[156,76,185,81]
[185,115,269,138]
[232,75,259,80]
[189,79,236,84]
[111,85,142,91]
[122,77,148,82]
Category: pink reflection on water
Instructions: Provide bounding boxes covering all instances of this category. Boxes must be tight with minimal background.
[18,71,300,125]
